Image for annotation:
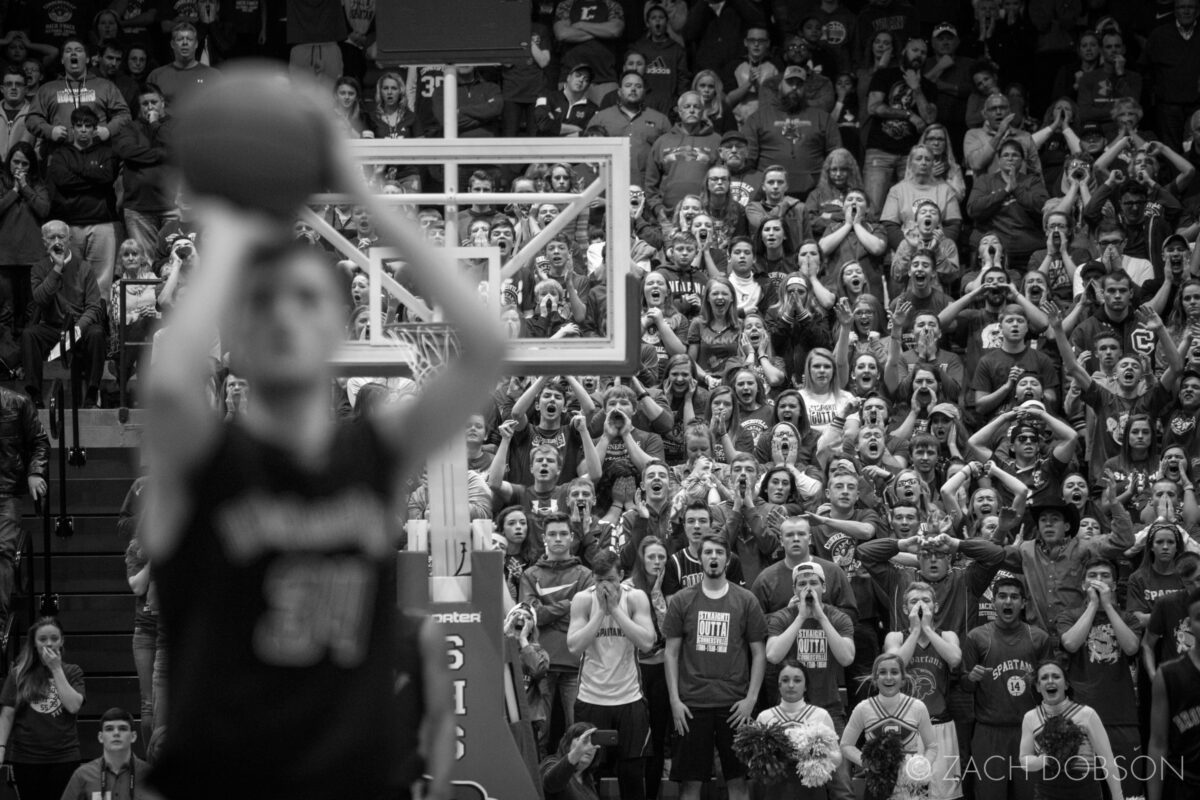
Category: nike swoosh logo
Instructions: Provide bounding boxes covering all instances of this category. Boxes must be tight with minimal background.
[536,584,575,598]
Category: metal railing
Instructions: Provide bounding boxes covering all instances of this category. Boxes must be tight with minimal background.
[116,279,162,423]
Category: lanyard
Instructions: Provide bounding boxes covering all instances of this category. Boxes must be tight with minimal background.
[100,758,134,799]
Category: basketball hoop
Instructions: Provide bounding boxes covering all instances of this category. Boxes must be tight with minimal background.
[383,323,461,387]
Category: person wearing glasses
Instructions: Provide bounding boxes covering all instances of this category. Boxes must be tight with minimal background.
[964,90,1041,177]
[727,27,777,116]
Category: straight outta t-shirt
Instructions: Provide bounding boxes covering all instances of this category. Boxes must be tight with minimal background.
[663,583,767,708]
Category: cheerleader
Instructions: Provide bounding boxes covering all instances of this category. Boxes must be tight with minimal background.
[755,660,841,800]
[1018,660,1124,800]
[841,653,938,800]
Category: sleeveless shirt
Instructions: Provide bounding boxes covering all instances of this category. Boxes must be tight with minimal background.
[1162,653,1200,783]
[578,585,643,705]
[150,420,403,800]
[906,639,951,720]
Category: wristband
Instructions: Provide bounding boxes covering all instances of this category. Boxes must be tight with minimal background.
[637,392,650,401]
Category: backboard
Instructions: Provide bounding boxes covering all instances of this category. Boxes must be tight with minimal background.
[308,136,639,378]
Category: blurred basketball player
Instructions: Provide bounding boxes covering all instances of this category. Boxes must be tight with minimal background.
[140,89,506,798]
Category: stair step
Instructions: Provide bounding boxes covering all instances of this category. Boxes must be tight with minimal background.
[60,633,135,674]
[38,411,145,449]
[13,594,137,634]
[84,675,141,716]
[16,516,126,554]
[24,479,133,516]
[45,446,141,474]
[28,555,132,594]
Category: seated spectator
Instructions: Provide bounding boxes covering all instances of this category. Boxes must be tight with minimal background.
[59,707,146,800]
[109,238,159,399]
[22,220,106,408]
[540,722,601,800]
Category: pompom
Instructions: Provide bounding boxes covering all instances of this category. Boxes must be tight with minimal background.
[785,722,840,787]
[732,722,796,785]
[861,730,907,800]
[172,62,334,219]
[1035,714,1086,766]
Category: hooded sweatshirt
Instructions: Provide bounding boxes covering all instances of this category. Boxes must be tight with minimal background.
[644,121,721,215]
[519,556,594,669]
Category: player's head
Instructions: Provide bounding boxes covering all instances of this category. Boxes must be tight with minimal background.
[227,243,344,392]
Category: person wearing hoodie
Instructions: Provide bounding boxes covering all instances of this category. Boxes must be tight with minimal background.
[520,513,595,755]
[112,84,175,260]
[741,66,841,200]
[644,91,720,222]
[45,106,119,295]
[634,4,690,118]
[26,38,130,148]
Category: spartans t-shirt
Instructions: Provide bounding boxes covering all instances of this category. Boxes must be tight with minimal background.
[662,583,767,707]
[0,664,84,763]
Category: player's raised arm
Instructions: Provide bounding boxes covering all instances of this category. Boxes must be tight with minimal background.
[329,141,508,475]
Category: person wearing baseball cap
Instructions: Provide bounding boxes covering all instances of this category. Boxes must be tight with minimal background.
[750,516,858,617]
[740,51,842,197]
[533,63,599,137]
[720,129,747,147]
[1163,232,1192,278]
[925,21,972,141]
[762,552,854,710]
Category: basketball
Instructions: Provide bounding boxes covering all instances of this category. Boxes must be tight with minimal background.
[171,62,334,219]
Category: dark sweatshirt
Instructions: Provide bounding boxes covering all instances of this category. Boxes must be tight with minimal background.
[47,141,118,225]
[519,556,593,670]
[112,115,175,213]
[30,248,103,332]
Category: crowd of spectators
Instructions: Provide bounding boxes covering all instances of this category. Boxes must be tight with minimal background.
[6,0,1200,799]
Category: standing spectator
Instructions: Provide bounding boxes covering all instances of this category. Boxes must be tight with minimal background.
[750,516,857,618]
[854,0,919,65]
[663,533,766,800]
[567,549,656,800]
[964,91,1042,176]
[635,4,690,118]
[965,139,1050,267]
[590,71,670,185]
[0,381,46,636]
[726,26,778,118]
[0,67,33,157]
[113,84,175,260]
[646,92,721,223]
[1076,30,1143,128]
[58,707,146,800]
[923,22,973,153]
[0,617,86,800]
[21,220,106,408]
[0,142,48,339]
[420,66,503,139]
[148,22,220,106]
[1146,585,1200,800]
[1055,555,1143,800]
[534,64,599,137]
[26,39,130,148]
[92,39,139,112]
[45,107,119,295]
[1142,0,1200,153]
[554,0,625,103]
[961,577,1052,800]
[683,0,767,87]
[862,36,937,214]
[214,0,268,61]
[18,1,96,51]
[285,0,346,87]
[742,67,842,199]
[520,513,595,755]
[501,22,552,137]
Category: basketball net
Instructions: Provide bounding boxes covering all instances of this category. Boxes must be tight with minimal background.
[383,322,462,387]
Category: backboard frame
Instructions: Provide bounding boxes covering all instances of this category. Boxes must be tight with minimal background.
[312,137,639,377]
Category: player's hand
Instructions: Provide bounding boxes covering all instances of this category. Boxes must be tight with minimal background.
[671,699,693,735]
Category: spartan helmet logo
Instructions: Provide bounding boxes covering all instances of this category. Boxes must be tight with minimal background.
[1175,618,1195,655]
[908,667,936,700]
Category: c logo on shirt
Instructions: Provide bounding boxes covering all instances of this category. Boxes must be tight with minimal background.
[1131,327,1155,355]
